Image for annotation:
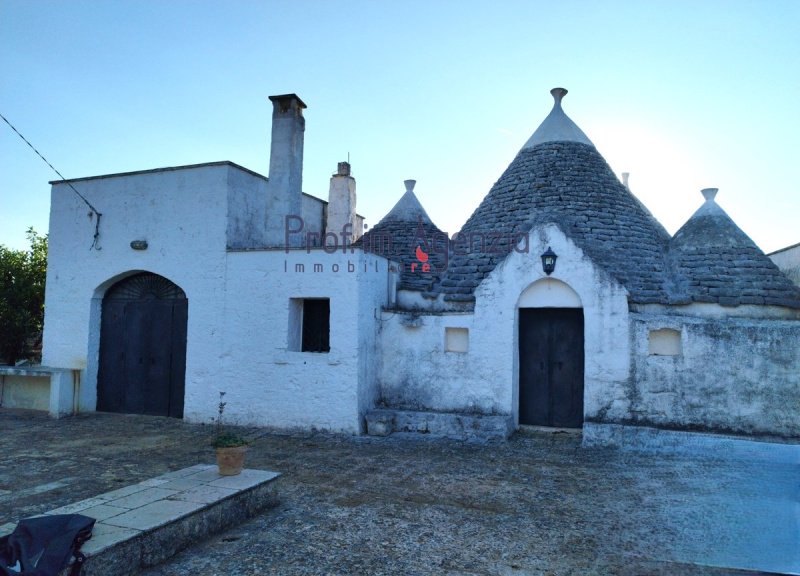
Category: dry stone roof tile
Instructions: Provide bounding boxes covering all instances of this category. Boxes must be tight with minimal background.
[435,141,675,304]
[355,182,447,292]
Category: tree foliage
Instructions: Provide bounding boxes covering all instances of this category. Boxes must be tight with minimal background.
[0,228,47,365]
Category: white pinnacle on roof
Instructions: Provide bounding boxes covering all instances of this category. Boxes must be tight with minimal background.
[379,179,434,224]
[522,88,594,149]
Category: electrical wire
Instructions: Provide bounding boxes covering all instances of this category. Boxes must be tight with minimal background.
[1,112,102,250]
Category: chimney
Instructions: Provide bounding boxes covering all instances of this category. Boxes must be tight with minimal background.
[621,172,630,190]
[325,161,357,249]
[266,94,306,246]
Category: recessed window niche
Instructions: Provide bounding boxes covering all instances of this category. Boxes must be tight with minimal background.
[648,328,681,356]
[445,327,469,353]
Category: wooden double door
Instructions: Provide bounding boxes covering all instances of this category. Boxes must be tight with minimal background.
[97,273,187,418]
[519,308,584,428]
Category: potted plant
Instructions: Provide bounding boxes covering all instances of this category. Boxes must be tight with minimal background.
[212,391,249,476]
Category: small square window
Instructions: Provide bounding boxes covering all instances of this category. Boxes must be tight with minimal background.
[289,298,330,353]
[302,299,330,352]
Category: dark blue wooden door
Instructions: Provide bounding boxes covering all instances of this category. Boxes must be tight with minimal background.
[98,273,187,418]
[519,308,584,427]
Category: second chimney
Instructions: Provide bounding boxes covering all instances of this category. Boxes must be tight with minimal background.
[325,161,357,249]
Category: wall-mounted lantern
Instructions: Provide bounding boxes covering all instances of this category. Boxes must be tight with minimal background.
[130,240,148,251]
[540,247,557,275]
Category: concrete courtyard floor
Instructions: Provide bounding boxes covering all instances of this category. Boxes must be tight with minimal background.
[0,409,797,575]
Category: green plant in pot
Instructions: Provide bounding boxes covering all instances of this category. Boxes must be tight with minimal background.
[212,391,249,476]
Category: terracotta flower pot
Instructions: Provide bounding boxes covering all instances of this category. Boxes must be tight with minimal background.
[215,445,248,476]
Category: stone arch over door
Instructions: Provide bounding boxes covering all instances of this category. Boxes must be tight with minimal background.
[97,272,187,418]
[517,278,585,427]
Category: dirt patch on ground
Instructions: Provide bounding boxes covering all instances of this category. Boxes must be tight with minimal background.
[0,409,787,575]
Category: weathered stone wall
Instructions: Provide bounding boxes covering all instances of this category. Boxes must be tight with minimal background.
[613,312,800,438]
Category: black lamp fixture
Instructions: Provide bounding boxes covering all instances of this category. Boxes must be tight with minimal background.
[540,246,557,275]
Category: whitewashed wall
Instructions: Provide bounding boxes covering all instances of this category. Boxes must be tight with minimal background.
[42,164,235,412]
[226,166,268,249]
[42,160,384,432]
[379,223,631,423]
[623,312,800,437]
[301,193,325,247]
[190,249,389,433]
[769,244,800,287]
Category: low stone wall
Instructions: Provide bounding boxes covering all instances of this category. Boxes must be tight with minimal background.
[365,408,514,442]
[0,366,78,417]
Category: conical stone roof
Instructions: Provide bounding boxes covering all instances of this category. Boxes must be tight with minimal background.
[357,180,446,292]
[436,89,674,303]
[670,189,800,308]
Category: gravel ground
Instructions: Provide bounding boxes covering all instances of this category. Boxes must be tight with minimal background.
[0,409,793,575]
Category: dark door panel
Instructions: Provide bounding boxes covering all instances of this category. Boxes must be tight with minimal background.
[97,273,187,418]
[519,308,584,427]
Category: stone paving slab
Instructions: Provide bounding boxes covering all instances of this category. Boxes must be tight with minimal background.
[0,455,280,576]
[1,408,797,575]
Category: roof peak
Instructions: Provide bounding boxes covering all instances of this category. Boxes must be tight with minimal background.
[522,88,594,150]
[379,180,433,225]
[673,188,757,249]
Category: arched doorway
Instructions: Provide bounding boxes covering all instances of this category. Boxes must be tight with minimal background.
[518,279,584,428]
[97,272,187,418]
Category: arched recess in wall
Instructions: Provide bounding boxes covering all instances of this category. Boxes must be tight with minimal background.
[517,277,582,308]
[517,277,584,428]
[96,272,188,418]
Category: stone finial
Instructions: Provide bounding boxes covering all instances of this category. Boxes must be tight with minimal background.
[551,87,568,106]
[621,172,630,189]
[404,180,416,193]
[522,87,594,149]
[701,188,718,202]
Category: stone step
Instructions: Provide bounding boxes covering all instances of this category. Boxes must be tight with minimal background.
[0,464,280,576]
[366,408,514,443]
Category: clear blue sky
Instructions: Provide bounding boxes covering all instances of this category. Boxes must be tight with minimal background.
[1,0,798,253]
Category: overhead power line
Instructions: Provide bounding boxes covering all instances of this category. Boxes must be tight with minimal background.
[1,112,102,250]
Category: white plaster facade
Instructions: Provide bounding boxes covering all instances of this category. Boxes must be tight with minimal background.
[198,249,389,433]
[42,161,391,432]
[43,163,234,413]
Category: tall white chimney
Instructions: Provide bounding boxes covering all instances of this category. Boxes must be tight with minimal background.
[266,93,306,246]
[325,161,357,248]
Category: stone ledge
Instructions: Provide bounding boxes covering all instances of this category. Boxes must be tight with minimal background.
[583,422,800,462]
[366,408,514,443]
[0,366,78,417]
[0,464,280,576]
